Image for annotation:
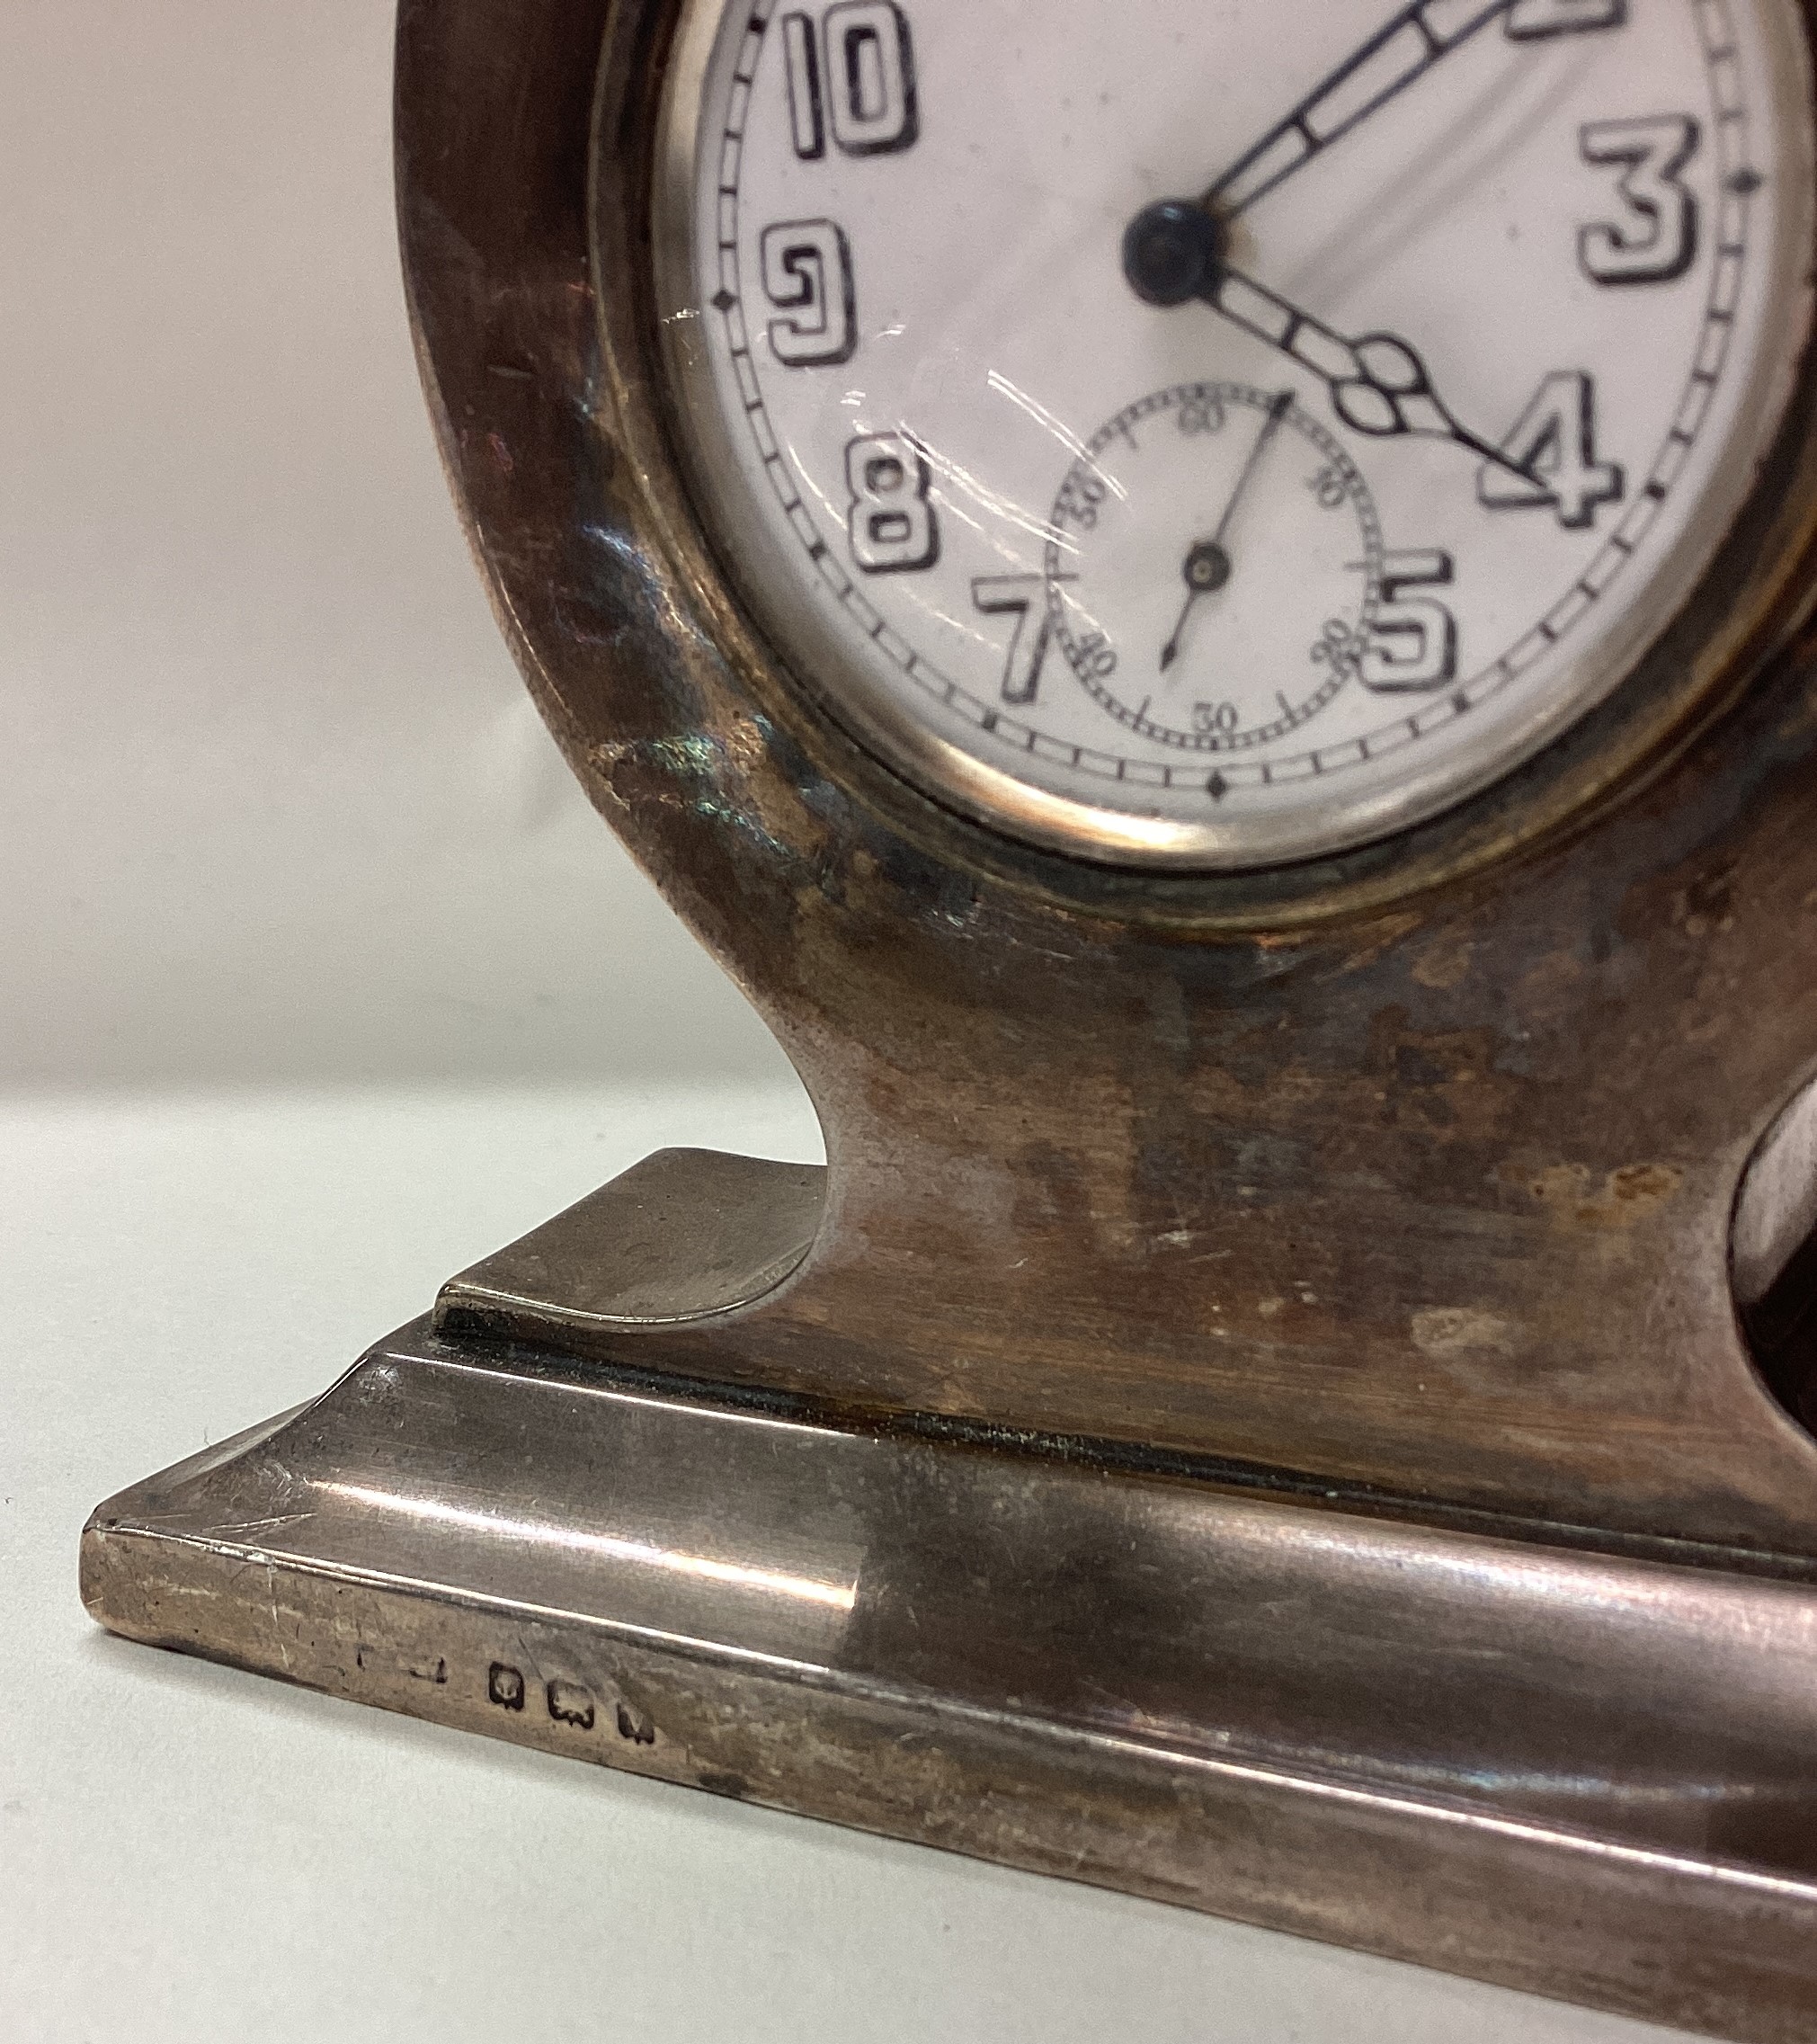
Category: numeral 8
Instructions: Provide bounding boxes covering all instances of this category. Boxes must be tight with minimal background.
[845,433,940,573]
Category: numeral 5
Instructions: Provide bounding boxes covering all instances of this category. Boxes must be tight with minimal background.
[1359,551,1457,692]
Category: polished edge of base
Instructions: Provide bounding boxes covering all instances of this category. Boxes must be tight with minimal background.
[81,1322,1817,2044]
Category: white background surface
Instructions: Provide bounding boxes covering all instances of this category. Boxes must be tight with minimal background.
[0,4,1695,2039]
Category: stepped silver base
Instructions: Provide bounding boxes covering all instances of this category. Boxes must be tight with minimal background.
[84,1305,1817,2042]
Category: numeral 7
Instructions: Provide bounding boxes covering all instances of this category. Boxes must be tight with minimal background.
[973,575,1073,702]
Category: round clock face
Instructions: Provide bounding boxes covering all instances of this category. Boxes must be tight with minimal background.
[655,0,1814,869]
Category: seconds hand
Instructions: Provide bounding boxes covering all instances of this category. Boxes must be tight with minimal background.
[1161,388,1295,674]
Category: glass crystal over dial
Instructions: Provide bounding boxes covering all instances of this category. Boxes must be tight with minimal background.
[655,0,1815,869]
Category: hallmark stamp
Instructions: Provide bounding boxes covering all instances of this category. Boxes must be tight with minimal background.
[547,1679,596,1730]
[487,1662,526,1711]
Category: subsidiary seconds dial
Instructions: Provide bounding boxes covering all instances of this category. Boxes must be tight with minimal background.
[656,0,1815,867]
[1046,383,1383,760]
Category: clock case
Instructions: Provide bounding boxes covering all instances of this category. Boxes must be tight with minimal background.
[82,3,1817,2038]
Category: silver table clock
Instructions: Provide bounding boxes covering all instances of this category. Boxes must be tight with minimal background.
[85,4,1817,2037]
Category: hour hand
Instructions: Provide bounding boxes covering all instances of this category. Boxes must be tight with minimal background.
[1121,201,1529,482]
[1209,264,1518,469]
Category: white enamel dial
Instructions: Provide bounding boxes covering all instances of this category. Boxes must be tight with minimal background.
[656,0,1814,868]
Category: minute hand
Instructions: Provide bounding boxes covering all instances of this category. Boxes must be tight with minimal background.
[1207,0,1515,216]
[1207,264,1532,480]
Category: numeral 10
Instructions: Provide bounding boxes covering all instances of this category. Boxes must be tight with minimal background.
[784,3,920,160]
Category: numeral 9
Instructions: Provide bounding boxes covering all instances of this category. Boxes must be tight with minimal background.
[761,219,857,366]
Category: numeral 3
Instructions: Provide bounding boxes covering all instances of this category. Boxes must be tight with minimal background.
[1579,114,1701,286]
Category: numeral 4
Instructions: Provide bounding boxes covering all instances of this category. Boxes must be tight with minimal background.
[761,219,856,366]
[846,432,939,573]
[782,3,919,160]
[1579,114,1700,286]
[1359,551,1457,692]
[1504,0,1625,40]
[1478,372,1623,531]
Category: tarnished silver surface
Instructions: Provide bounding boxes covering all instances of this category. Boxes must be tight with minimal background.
[437,1147,826,1334]
[83,1218,1817,2044]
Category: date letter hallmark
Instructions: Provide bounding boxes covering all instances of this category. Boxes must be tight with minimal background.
[547,1680,596,1731]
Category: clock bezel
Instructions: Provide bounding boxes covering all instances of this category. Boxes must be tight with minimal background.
[607,0,1817,926]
